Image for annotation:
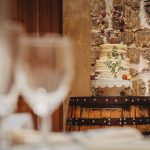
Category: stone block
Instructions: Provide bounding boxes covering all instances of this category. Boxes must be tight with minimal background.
[90,0,106,17]
[91,29,104,46]
[124,0,132,6]
[124,0,140,11]
[140,47,150,66]
[137,79,146,96]
[131,79,138,96]
[91,46,100,64]
[135,29,150,47]
[128,47,140,64]
[91,65,95,76]
[112,5,125,31]
[130,68,138,77]
[130,0,140,11]
[124,5,140,29]
[107,31,122,44]
[113,0,124,7]
[91,17,99,28]
[121,29,134,45]
[91,46,100,57]
[144,0,150,26]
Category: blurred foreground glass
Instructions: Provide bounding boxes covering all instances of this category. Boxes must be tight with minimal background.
[16,34,74,133]
[0,22,23,147]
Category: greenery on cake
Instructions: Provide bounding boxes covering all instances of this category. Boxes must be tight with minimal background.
[104,46,128,78]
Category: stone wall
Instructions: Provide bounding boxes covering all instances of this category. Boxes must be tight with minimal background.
[91,0,150,96]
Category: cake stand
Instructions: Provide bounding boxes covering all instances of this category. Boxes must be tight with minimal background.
[92,78,130,96]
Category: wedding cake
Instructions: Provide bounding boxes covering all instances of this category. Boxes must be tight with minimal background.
[93,44,131,96]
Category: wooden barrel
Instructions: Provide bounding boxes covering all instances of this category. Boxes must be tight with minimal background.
[65,96,150,136]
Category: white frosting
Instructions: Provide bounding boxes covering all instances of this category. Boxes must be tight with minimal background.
[95,44,130,81]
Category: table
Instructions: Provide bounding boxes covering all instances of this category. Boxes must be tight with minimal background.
[9,127,150,150]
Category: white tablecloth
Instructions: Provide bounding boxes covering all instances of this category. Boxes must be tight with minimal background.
[7,127,150,150]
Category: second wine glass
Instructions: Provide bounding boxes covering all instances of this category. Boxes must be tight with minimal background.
[16,34,74,133]
[0,21,23,148]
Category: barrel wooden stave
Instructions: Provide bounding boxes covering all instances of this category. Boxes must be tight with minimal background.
[66,96,150,135]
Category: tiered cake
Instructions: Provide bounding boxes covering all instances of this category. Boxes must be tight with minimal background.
[93,44,131,96]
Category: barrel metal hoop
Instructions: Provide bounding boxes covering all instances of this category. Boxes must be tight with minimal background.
[69,96,150,108]
[66,117,150,126]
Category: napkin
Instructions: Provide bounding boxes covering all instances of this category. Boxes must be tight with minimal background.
[1,113,34,131]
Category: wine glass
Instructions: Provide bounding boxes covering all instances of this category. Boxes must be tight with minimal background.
[0,22,23,148]
[15,34,74,133]
[139,69,150,96]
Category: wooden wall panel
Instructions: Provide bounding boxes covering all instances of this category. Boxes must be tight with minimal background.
[38,0,62,34]
[38,0,51,33]
[17,0,37,33]
[51,0,62,33]
[10,0,17,21]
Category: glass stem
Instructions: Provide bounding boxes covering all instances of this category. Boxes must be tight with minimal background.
[0,116,10,148]
[40,115,52,134]
[40,116,53,149]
